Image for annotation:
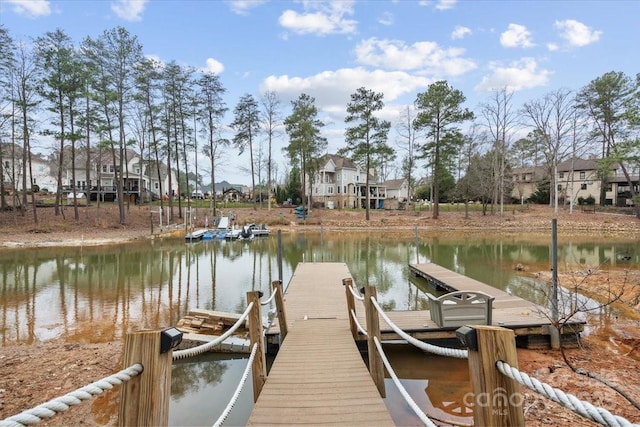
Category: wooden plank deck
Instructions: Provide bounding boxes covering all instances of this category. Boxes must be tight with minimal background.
[248,262,394,426]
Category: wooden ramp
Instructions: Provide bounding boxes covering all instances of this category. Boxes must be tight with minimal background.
[248,263,393,426]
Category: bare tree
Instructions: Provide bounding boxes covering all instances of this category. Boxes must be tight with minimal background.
[480,88,518,215]
[261,90,282,211]
[521,88,579,214]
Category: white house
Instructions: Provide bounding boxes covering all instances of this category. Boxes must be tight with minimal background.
[309,154,387,209]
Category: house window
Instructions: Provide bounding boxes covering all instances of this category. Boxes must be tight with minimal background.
[579,171,586,180]
[559,172,564,179]
[580,183,587,190]
[155,183,159,189]
[328,187,333,194]
[557,184,562,191]
[134,167,140,174]
[337,186,341,194]
[344,186,347,193]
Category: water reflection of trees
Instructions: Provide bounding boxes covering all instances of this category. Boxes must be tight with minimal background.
[0,235,637,346]
[171,358,229,399]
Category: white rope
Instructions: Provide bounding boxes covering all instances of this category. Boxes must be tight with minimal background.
[212,343,258,427]
[496,361,636,427]
[0,363,143,427]
[373,336,437,427]
[173,302,254,361]
[260,287,278,306]
[370,297,468,359]
[348,285,365,301]
[350,309,368,336]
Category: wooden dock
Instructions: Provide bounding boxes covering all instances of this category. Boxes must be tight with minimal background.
[248,263,394,425]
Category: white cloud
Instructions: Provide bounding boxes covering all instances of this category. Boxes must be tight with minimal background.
[111,0,148,22]
[4,0,51,18]
[475,57,551,93]
[278,0,357,36]
[202,58,225,74]
[378,12,394,26]
[226,0,268,15]
[500,23,534,48]
[436,0,457,11]
[547,42,559,52]
[260,67,433,113]
[451,25,471,40]
[555,19,602,47]
[354,37,476,76]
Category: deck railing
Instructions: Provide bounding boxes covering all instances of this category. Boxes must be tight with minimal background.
[0,280,287,427]
[343,278,636,427]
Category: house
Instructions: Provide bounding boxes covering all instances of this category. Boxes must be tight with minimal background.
[0,144,57,193]
[61,148,178,202]
[309,154,387,209]
[557,158,639,207]
[382,178,409,209]
[511,166,547,203]
[1,143,178,202]
[512,158,639,207]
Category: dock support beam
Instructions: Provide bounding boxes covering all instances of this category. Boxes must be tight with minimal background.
[343,278,358,339]
[462,325,524,427]
[272,280,288,341]
[119,330,173,427]
[364,285,385,398]
[247,291,267,402]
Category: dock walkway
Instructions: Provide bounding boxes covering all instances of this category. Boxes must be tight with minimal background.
[248,262,394,426]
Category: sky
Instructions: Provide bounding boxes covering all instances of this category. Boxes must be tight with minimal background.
[1,0,639,187]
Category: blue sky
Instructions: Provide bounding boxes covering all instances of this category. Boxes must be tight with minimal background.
[1,0,638,186]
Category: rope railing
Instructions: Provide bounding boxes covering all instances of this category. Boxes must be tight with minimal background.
[173,301,254,361]
[347,284,365,301]
[260,287,278,306]
[372,336,437,427]
[360,289,638,426]
[350,309,368,336]
[496,361,637,427]
[213,343,259,427]
[0,363,143,427]
[369,297,468,359]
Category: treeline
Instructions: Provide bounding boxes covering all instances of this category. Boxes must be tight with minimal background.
[0,25,638,225]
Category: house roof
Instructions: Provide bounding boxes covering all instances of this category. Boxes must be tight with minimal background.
[556,158,599,172]
[511,166,547,181]
[323,154,358,170]
[383,179,405,189]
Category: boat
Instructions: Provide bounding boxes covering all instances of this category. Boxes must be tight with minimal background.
[224,225,242,240]
[245,223,270,237]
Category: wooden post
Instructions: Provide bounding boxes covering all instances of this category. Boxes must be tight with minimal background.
[465,325,524,426]
[343,278,358,339]
[247,291,267,402]
[272,280,288,341]
[119,330,173,427]
[364,285,385,398]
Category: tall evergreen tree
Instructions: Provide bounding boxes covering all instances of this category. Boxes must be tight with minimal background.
[577,71,640,216]
[36,29,84,219]
[283,93,326,208]
[196,72,227,216]
[231,94,260,209]
[339,87,392,220]
[414,81,474,219]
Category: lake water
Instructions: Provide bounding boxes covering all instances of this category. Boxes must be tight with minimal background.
[0,231,638,425]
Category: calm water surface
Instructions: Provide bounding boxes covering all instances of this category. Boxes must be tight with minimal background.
[1,231,638,425]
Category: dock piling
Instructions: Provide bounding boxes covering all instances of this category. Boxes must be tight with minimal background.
[247,291,267,402]
[364,285,385,398]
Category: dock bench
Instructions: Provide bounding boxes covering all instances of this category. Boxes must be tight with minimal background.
[427,290,494,327]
